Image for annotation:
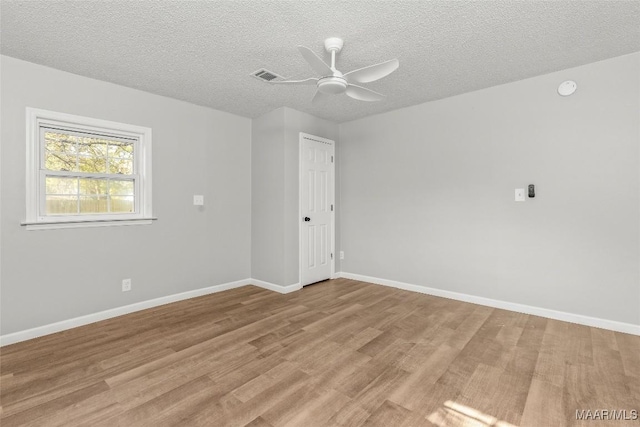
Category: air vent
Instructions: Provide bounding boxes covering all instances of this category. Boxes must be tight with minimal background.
[251,69,284,82]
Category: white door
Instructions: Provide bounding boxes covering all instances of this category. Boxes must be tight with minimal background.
[300,133,334,286]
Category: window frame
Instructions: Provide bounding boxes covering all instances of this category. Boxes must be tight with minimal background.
[25,108,153,230]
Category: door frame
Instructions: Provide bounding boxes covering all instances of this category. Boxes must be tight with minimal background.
[299,132,336,286]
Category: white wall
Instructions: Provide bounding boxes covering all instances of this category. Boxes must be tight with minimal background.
[339,52,640,326]
[0,56,252,335]
[251,107,339,287]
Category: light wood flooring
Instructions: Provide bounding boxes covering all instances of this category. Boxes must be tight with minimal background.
[1,279,638,426]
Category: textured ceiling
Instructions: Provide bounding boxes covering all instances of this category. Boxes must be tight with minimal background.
[1,1,639,123]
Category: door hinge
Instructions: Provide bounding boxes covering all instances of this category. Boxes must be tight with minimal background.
[331,253,333,259]
[331,204,333,211]
[331,155,334,163]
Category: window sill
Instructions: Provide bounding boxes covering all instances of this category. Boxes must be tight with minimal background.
[21,217,157,231]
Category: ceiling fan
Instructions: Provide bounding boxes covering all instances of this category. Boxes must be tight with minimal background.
[270,37,399,104]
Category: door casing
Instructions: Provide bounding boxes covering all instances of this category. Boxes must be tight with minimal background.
[299,132,336,287]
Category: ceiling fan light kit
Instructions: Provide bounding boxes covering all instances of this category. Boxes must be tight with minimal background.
[318,76,348,94]
[267,37,399,104]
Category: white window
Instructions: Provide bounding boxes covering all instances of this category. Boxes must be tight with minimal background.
[25,108,153,230]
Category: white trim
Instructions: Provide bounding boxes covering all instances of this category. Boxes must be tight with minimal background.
[26,108,39,223]
[0,279,251,347]
[338,272,640,336]
[25,107,153,228]
[299,132,336,287]
[251,279,302,294]
[8,273,633,347]
[24,218,155,230]
[0,278,308,346]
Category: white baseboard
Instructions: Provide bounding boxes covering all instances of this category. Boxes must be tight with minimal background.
[0,277,307,346]
[6,272,633,347]
[1,278,260,347]
[251,279,302,294]
[338,272,640,336]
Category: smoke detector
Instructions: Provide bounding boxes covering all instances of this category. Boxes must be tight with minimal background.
[558,80,577,96]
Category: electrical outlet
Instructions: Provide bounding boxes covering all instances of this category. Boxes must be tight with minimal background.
[122,278,131,292]
[193,195,204,206]
[340,251,344,260]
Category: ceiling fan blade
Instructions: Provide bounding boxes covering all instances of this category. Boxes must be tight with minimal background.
[269,78,318,85]
[311,90,327,105]
[298,46,333,76]
[343,59,399,84]
[345,84,386,102]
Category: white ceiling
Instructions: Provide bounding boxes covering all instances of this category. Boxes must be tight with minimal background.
[1,1,639,123]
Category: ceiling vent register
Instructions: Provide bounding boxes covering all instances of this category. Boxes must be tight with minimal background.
[251,69,284,82]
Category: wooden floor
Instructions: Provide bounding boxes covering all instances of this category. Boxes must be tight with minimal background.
[1,279,638,427]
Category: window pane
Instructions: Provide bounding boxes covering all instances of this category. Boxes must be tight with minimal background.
[78,138,107,157]
[78,156,107,173]
[35,116,148,222]
[79,196,108,213]
[108,142,134,159]
[45,152,77,171]
[110,196,134,213]
[46,195,78,214]
[79,178,108,195]
[109,180,134,196]
[45,176,78,194]
[108,158,133,175]
[45,132,78,154]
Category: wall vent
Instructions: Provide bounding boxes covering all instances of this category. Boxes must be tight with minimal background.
[251,68,284,82]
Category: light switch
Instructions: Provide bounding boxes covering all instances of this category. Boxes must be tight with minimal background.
[193,195,204,206]
[515,189,525,202]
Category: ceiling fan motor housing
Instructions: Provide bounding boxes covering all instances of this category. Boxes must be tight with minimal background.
[318,76,348,94]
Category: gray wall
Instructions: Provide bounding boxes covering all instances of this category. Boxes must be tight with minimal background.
[252,107,339,286]
[251,108,286,285]
[3,51,636,336]
[339,52,640,325]
[0,56,252,335]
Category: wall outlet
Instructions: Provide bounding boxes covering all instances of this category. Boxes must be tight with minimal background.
[122,278,132,292]
[193,195,204,206]
[340,251,344,260]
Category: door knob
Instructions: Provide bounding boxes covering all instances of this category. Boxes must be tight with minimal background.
[304,217,311,222]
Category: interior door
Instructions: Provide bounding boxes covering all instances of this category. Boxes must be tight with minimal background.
[300,133,334,286]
